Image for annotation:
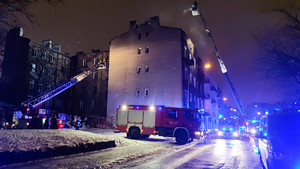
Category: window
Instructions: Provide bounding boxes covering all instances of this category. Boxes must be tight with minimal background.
[38,84,43,93]
[145,47,149,53]
[94,58,99,65]
[184,67,188,81]
[32,48,37,57]
[184,110,195,120]
[29,79,34,89]
[145,89,149,96]
[49,55,53,63]
[80,100,84,109]
[91,100,96,109]
[80,87,85,94]
[93,72,98,79]
[31,63,36,72]
[146,32,149,37]
[93,86,97,93]
[145,65,149,72]
[138,34,141,40]
[136,88,140,96]
[46,83,51,90]
[168,110,177,119]
[194,77,196,88]
[48,68,52,76]
[189,73,192,84]
[41,51,46,60]
[137,48,141,54]
[82,59,87,67]
[137,66,141,73]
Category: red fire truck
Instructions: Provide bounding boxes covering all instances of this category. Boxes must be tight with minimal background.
[115,105,201,145]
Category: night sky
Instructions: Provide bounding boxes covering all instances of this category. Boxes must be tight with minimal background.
[20,0,293,107]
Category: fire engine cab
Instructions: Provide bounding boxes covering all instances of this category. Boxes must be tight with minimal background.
[115,105,201,145]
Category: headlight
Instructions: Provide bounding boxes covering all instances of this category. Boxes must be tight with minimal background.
[233,132,239,137]
[218,131,223,136]
[194,131,201,136]
[250,129,256,134]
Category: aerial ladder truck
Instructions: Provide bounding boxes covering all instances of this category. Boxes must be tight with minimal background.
[190,2,247,120]
[21,60,107,114]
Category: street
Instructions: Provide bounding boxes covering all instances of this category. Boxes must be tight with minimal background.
[1,134,262,169]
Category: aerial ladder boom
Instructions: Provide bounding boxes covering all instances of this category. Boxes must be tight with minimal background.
[21,61,106,113]
[191,2,246,117]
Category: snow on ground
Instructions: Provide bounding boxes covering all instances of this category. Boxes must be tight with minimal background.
[0,129,114,153]
[0,128,172,154]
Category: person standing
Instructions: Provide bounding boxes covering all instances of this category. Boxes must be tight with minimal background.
[50,114,58,129]
[44,116,50,129]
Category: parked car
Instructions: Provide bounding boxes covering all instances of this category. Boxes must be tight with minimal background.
[257,112,300,169]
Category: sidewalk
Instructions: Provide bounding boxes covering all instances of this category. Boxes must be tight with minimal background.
[0,129,117,166]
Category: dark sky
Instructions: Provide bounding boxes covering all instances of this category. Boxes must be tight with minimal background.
[21,0,293,107]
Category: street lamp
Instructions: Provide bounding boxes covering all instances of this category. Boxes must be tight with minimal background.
[204,63,211,69]
[223,97,227,101]
[257,112,261,115]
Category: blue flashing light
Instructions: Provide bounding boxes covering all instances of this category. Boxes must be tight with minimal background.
[219,114,223,118]
[136,106,140,109]
[265,111,269,115]
[259,128,263,131]
[275,108,280,111]
[200,108,205,111]
[158,107,162,111]
[222,127,226,131]
[229,127,233,131]
[252,120,257,123]
[116,105,120,108]
[298,109,300,113]
[263,133,268,137]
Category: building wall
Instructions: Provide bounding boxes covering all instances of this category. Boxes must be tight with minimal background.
[107,16,204,121]
[70,50,109,118]
[1,27,71,115]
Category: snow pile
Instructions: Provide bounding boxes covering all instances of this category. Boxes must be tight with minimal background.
[0,129,112,153]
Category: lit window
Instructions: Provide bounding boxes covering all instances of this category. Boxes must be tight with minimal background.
[31,63,36,72]
[29,79,34,89]
[80,100,84,109]
[41,51,46,60]
[137,66,141,73]
[145,89,149,96]
[38,84,43,93]
[145,65,149,72]
[49,55,53,63]
[136,88,140,96]
[82,59,87,67]
[137,48,141,54]
[93,71,98,79]
[145,47,149,53]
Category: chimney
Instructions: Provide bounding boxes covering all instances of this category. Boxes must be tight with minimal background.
[52,44,61,52]
[150,16,160,28]
[42,40,52,48]
[129,20,138,31]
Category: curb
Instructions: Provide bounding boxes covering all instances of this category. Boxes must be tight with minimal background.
[0,140,116,166]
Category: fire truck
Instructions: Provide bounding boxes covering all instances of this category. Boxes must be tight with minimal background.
[115,105,201,145]
[217,117,240,139]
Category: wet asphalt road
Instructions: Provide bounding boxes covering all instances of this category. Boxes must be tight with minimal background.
[125,137,262,169]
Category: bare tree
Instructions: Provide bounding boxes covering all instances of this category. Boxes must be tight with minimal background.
[0,0,63,53]
[256,1,300,85]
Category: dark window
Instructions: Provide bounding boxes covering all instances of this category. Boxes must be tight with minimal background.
[145,89,149,96]
[184,110,195,120]
[93,86,97,93]
[145,47,149,53]
[168,110,177,119]
[146,32,149,37]
[41,51,46,60]
[145,65,149,72]
[136,88,140,96]
[138,34,141,40]
[49,55,53,62]
[137,48,141,54]
[137,66,141,73]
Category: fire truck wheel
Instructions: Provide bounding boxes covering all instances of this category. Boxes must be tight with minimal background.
[130,127,141,139]
[141,134,150,138]
[175,129,189,145]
